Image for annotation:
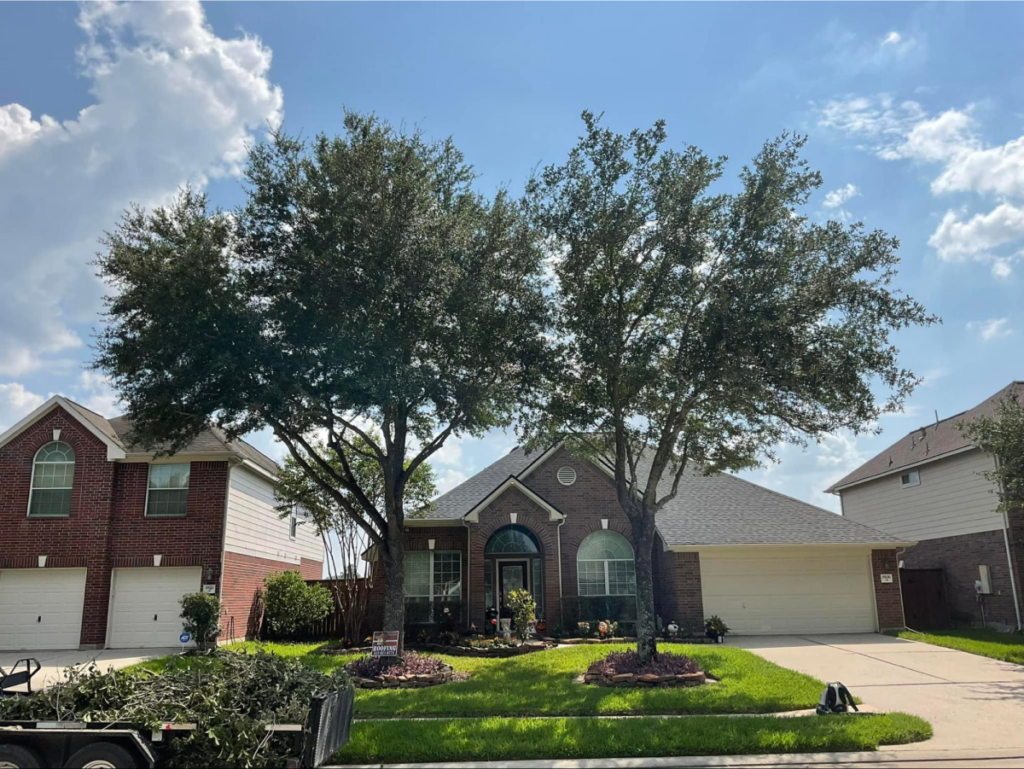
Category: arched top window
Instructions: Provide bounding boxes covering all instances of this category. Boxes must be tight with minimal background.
[29,441,75,517]
[485,524,541,555]
[577,530,635,597]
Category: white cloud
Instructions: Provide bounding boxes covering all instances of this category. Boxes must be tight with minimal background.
[435,469,468,495]
[0,383,45,431]
[882,31,902,46]
[823,183,859,209]
[74,370,121,415]
[966,317,1013,342]
[0,1,282,378]
[431,436,464,468]
[819,95,1024,277]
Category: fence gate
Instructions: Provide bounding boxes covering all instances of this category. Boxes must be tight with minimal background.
[899,568,951,630]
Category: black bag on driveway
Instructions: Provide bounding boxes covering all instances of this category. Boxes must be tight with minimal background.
[816,681,859,715]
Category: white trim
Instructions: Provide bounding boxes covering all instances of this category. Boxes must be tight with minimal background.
[26,440,76,518]
[666,540,916,552]
[144,462,191,518]
[0,396,126,461]
[829,445,979,493]
[463,477,564,523]
[899,470,921,488]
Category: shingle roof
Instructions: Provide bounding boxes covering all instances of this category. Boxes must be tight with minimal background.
[421,444,905,547]
[826,381,1023,493]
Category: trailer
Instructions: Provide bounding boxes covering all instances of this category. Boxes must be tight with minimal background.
[0,685,355,768]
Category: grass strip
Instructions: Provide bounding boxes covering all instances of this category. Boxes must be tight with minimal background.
[897,629,1024,665]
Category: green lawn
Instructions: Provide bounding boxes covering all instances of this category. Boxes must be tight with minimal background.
[335,713,932,764]
[897,629,1024,665]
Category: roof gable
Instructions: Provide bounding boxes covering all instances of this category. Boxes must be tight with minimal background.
[0,396,127,461]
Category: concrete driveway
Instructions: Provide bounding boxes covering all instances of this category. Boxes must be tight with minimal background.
[0,647,178,691]
[735,634,1024,752]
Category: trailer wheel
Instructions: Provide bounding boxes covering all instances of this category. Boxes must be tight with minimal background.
[63,742,138,769]
[0,744,45,769]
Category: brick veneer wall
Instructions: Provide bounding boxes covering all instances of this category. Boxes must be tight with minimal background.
[872,549,905,630]
[902,530,1020,629]
[664,551,704,633]
[221,552,323,641]
[0,405,231,647]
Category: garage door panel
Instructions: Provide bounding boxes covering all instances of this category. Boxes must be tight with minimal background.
[0,569,87,650]
[108,567,201,649]
[700,548,876,635]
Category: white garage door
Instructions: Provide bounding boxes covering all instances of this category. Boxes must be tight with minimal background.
[0,569,87,650]
[700,547,876,635]
[107,567,202,649]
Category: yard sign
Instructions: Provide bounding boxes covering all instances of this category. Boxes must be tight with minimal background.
[371,631,401,657]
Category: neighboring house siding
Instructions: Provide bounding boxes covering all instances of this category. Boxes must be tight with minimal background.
[841,449,1002,541]
[224,465,321,564]
[220,465,324,641]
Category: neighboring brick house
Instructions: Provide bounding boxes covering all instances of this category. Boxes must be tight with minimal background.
[829,381,1024,632]
[366,443,909,636]
[0,396,322,651]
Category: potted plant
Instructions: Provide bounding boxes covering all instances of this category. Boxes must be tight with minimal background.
[705,615,730,643]
[577,620,591,638]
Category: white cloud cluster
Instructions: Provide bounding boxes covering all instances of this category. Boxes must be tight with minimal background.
[966,317,1013,342]
[0,1,283,378]
[819,94,1024,278]
[821,183,859,220]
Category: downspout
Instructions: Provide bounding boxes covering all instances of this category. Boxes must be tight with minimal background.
[556,517,566,627]
[994,455,1023,631]
[462,517,472,630]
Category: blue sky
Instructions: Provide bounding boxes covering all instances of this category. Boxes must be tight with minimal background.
[1,2,1022,510]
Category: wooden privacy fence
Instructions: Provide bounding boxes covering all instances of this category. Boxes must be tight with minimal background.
[286,577,371,642]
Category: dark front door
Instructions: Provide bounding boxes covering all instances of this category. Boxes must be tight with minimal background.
[498,560,528,618]
[900,568,951,629]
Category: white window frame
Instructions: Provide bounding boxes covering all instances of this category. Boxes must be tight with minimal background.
[289,506,299,539]
[900,470,921,488]
[27,441,76,518]
[404,550,462,623]
[576,531,637,598]
[144,462,191,517]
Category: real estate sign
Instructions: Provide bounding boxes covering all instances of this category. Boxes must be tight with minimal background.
[371,630,401,657]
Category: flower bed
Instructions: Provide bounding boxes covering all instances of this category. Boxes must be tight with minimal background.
[555,636,637,645]
[416,639,553,657]
[583,649,707,688]
[345,651,456,689]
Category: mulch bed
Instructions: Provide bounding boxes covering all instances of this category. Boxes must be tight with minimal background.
[351,666,456,689]
[414,640,553,657]
[552,636,637,645]
[582,649,708,688]
[346,651,459,689]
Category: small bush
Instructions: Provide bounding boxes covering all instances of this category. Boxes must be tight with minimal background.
[262,571,333,637]
[347,651,447,679]
[588,649,701,677]
[180,592,220,649]
[506,588,536,641]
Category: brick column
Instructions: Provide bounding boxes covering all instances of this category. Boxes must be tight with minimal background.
[872,549,905,630]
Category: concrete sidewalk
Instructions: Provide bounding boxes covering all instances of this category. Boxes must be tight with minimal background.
[0,647,177,690]
[332,748,1024,768]
[734,634,1024,752]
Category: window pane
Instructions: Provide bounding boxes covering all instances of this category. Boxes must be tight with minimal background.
[405,551,431,597]
[433,552,461,598]
[485,525,540,554]
[578,531,633,561]
[578,561,606,596]
[29,489,71,517]
[147,489,189,516]
[484,561,493,610]
[149,463,191,490]
[532,558,544,617]
[607,560,637,596]
[35,462,74,488]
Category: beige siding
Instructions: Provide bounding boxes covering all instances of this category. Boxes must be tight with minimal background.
[224,465,322,564]
[840,449,1002,541]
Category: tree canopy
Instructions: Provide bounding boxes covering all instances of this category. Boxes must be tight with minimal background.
[961,393,1024,515]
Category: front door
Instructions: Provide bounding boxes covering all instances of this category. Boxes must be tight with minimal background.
[498,560,528,618]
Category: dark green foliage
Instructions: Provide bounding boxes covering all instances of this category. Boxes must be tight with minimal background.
[179,592,221,648]
[505,588,536,641]
[263,571,334,636]
[523,112,937,660]
[959,393,1024,516]
[0,651,351,768]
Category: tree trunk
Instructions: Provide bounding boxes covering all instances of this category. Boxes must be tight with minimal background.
[381,526,406,653]
[630,514,659,664]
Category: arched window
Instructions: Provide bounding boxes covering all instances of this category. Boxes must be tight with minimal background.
[577,531,635,596]
[485,525,540,554]
[28,441,75,517]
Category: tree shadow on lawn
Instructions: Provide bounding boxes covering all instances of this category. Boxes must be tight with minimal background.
[350,643,825,718]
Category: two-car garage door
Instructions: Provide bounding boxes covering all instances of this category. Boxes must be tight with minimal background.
[700,547,877,635]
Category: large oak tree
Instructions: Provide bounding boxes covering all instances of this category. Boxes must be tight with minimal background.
[524,113,936,662]
[96,113,550,644]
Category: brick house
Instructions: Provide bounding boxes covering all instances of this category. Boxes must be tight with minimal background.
[0,396,322,651]
[367,443,909,636]
[830,381,1024,632]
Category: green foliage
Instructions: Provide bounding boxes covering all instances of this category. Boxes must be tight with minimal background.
[897,629,1024,665]
[705,615,730,636]
[180,592,221,648]
[0,651,351,768]
[959,393,1024,516]
[337,713,931,764]
[505,588,536,642]
[262,571,334,636]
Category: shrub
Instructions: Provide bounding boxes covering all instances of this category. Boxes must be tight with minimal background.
[347,651,447,679]
[0,651,351,768]
[180,592,221,649]
[262,571,333,637]
[705,615,730,636]
[588,649,700,677]
[505,588,536,642]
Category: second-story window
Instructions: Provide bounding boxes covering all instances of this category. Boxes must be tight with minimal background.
[146,463,190,517]
[289,507,299,538]
[900,470,921,488]
[28,441,76,517]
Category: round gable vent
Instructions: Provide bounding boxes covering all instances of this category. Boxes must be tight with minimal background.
[556,466,577,486]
